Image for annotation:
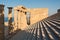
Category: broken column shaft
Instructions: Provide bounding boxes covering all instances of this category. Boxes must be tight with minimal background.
[8,7,13,34]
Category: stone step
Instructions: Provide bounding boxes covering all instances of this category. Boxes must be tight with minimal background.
[27,28,35,40]
[40,22,46,40]
[9,19,60,40]
[45,20,60,33]
[46,20,60,29]
[41,21,54,40]
[37,22,42,40]
[44,21,60,40]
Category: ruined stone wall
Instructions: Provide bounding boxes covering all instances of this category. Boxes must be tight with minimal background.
[29,8,48,25]
[14,6,48,30]
[14,6,27,30]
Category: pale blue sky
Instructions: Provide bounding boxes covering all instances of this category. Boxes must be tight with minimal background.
[0,0,60,17]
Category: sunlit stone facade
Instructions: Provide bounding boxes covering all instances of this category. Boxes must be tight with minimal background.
[14,6,48,30]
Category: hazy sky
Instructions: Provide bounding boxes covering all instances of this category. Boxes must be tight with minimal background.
[0,0,60,17]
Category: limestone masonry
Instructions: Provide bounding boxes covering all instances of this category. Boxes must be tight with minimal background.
[14,6,48,30]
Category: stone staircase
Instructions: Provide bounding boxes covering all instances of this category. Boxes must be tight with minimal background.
[9,13,60,40]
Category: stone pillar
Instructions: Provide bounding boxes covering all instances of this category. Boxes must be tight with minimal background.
[8,7,13,34]
[26,12,30,25]
[14,8,18,31]
[0,4,4,40]
[17,10,20,30]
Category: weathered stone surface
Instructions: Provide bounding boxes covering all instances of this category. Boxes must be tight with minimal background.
[29,8,48,25]
[0,4,4,40]
[8,7,13,35]
[14,6,48,30]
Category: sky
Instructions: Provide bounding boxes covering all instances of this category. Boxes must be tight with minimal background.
[0,0,60,17]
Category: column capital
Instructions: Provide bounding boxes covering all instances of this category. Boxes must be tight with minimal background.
[7,7,13,13]
[0,4,4,7]
[7,7,13,9]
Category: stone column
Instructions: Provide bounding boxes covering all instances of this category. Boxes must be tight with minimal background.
[17,10,20,30]
[14,8,18,31]
[26,12,30,25]
[8,7,13,34]
[0,4,4,40]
